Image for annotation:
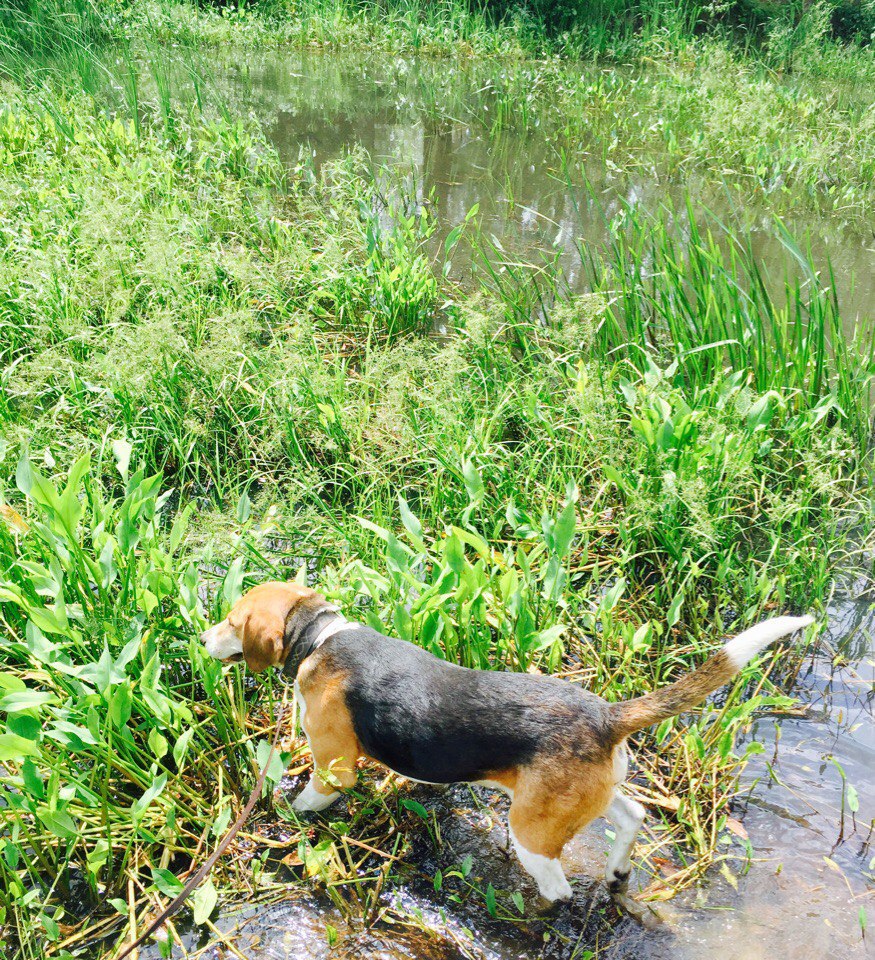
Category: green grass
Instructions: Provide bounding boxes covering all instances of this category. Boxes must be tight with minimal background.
[121,0,875,64]
[0,1,873,957]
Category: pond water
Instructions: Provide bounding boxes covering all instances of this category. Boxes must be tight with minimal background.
[141,50,873,960]
[200,50,875,330]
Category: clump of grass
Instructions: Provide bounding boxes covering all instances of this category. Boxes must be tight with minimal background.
[123,0,875,66]
[576,192,875,452]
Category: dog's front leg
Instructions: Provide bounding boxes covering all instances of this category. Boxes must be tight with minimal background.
[292,775,341,812]
[292,676,359,813]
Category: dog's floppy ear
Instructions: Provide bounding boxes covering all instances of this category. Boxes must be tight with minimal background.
[239,581,318,673]
[241,607,286,673]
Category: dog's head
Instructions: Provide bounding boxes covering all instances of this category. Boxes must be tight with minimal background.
[200,581,325,673]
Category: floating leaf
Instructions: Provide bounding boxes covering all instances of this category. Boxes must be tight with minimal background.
[191,878,217,926]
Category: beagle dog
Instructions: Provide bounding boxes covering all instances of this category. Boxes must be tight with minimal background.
[201,581,813,903]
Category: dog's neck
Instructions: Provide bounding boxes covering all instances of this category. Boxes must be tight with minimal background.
[281,604,354,680]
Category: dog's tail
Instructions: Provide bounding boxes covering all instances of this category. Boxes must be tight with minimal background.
[607,615,814,742]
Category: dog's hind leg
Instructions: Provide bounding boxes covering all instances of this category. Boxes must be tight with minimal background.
[508,819,573,902]
[506,779,579,902]
[604,791,645,894]
[508,761,616,903]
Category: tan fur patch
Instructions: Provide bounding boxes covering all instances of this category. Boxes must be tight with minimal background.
[507,757,615,859]
[297,658,361,795]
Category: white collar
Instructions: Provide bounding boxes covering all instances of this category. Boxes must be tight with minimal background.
[310,611,361,650]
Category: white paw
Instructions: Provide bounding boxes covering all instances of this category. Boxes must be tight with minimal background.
[510,826,572,902]
[291,778,340,812]
[539,872,573,902]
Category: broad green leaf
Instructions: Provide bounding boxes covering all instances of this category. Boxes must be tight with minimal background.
[0,733,42,761]
[401,798,429,821]
[533,623,567,651]
[86,839,110,875]
[0,690,57,713]
[255,739,284,786]
[132,773,167,820]
[461,459,484,505]
[847,784,859,813]
[0,674,26,694]
[666,587,685,629]
[602,463,626,491]
[37,808,77,840]
[16,453,61,514]
[21,759,44,800]
[600,577,626,613]
[151,867,184,898]
[551,496,577,560]
[451,526,491,561]
[8,713,41,741]
[112,438,132,479]
[173,728,194,767]
[58,452,90,533]
[148,728,168,760]
[221,556,246,608]
[236,487,251,524]
[98,536,117,590]
[485,883,496,917]
[40,913,60,941]
[355,516,393,542]
[398,497,426,552]
[443,533,465,574]
[191,877,219,926]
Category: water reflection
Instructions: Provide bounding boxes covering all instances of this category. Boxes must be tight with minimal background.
[202,50,874,328]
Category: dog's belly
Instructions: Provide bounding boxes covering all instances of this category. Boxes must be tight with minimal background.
[359,724,533,784]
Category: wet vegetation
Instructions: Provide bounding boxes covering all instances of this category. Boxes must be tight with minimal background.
[0,1,873,958]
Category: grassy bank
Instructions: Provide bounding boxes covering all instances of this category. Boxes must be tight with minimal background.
[0,3,873,958]
[125,0,875,63]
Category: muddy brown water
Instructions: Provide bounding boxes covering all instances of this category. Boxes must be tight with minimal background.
[193,50,875,330]
[140,51,873,959]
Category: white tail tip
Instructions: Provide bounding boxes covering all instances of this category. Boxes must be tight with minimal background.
[724,614,815,670]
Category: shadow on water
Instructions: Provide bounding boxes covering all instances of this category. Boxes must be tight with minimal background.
[137,48,872,960]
